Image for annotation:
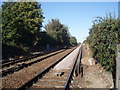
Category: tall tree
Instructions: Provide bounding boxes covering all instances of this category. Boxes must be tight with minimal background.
[44,19,70,45]
[2,1,44,48]
[70,36,77,45]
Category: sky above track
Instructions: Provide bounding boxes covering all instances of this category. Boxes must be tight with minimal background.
[0,0,120,2]
[40,2,118,43]
[0,0,119,43]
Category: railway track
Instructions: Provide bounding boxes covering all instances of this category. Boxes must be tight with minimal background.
[1,47,68,68]
[2,46,77,88]
[17,45,82,89]
[1,49,67,77]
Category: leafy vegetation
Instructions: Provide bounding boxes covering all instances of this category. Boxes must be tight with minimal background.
[70,36,77,45]
[2,2,77,59]
[86,14,120,72]
[2,2,44,48]
[44,19,71,46]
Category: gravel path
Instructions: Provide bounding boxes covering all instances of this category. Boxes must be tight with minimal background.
[53,45,81,70]
[70,44,112,88]
[2,47,75,88]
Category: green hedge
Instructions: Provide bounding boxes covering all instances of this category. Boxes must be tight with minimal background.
[86,15,120,72]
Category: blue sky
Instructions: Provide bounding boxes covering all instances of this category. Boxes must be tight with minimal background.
[40,2,118,43]
[0,1,118,43]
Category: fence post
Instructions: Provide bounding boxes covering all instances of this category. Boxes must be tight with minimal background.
[116,44,120,90]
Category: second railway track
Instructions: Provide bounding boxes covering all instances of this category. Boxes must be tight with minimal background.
[1,47,68,68]
[1,48,67,77]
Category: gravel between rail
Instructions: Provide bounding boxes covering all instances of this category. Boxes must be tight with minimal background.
[2,47,76,88]
[1,49,66,77]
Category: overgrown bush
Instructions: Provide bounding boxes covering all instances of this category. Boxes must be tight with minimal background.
[86,14,120,72]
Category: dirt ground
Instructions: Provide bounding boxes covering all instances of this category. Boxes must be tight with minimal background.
[71,44,113,88]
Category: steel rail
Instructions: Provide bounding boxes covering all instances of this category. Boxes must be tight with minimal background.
[2,49,66,67]
[17,47,77,90]
[2,48,63,64]
[77,45,82,74]
[63,45,82,90]
[1,47,68,67]
[1,49,66,77]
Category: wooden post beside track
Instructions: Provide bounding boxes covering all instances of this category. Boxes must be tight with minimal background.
[116,44,120,90]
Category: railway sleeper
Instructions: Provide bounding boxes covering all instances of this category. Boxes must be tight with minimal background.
[17,47,77,89]
[2,49,65,68]
[32,84,64,88]
[1,58,49,77]
[2,63,27,77]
